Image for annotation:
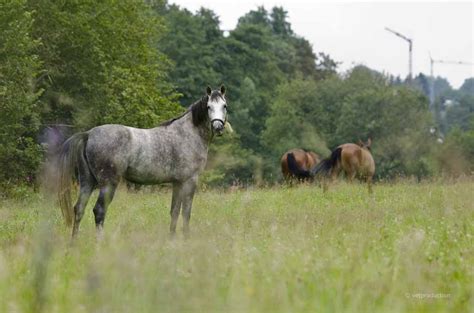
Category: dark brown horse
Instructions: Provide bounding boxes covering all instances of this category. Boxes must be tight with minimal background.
[287,139,375,192]
[281,148,320,181]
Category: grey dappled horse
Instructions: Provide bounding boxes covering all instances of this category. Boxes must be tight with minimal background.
[58,86,228,238]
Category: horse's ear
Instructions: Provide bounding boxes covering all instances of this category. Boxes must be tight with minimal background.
[220,85,226,96]
[206,86,212,96]
[357,139,364,147]
[367,138,372,147]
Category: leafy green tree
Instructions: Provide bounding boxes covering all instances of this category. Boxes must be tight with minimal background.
[412,73,431,97]
[159,4,223,106]
[229,77,263,151]
[459,78,474,96]
[433,77,453,99]
[203,134,260,186]
[238,6,270,27]
[270,7,292,36]
[0,0,42,190]
[445,94,474,132]
[237,6,335,81]
[29,0,181,129]
[262,79,330,158]
[436,118,474,175]
[219,23,284,154]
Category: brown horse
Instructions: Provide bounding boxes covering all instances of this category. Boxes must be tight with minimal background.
[288,139,375,192]
[281,148,320,181]
[314,139,375,192]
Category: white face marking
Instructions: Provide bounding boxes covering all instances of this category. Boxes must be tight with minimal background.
[207,95,227,132]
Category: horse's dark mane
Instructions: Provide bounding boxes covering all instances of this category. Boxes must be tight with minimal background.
[191,96,209,126]
[160,96,209,127]
[160,90,225,127]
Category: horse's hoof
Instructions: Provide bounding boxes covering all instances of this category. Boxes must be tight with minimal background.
[183,231,191,240]
[169,232,177,240]
[96,226,105,242]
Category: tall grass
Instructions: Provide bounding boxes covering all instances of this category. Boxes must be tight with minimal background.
[0,180,472,312]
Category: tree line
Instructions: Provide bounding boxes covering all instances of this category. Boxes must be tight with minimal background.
[1,0,473,194]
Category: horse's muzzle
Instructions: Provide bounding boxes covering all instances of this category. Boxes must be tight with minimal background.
[211,119,225,135]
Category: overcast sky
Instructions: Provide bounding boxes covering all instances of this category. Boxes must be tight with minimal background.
[169,0,473,88]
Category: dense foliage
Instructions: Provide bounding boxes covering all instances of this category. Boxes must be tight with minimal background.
[29,0,181,129]
[0,0,42,190]
[0,0,472,193]
[412,73,474,175]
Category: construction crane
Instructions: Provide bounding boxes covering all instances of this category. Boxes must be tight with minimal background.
[385,27,413,81]
[429,54,474,108]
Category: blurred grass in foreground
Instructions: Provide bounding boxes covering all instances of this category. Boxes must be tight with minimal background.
[0,179,472,313]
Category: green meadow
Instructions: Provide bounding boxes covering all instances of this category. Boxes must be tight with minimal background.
[0,180,472,313]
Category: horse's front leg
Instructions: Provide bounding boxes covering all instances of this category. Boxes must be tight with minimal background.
[181,176,198,237]
[169,182,182,236]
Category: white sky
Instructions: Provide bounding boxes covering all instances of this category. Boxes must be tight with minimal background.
[169,0,473,88]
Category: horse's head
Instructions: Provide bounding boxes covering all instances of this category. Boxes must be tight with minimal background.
[206,85,227,136]
[358,138,372,151]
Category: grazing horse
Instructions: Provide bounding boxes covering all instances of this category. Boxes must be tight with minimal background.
[287,139,375,192]
[57,86,228,238]
[281,149,320,181]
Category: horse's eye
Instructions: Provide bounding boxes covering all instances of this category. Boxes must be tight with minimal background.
[207,106,211,110]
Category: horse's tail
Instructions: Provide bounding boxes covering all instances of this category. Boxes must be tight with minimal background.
[287,153,312,178]
[57,132,89,227]
[311,147,342,177]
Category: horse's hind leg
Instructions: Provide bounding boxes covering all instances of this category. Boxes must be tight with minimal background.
[92,182,118,238]
[72,183,93,238]
[72,161,96,238]
[346,167,356,183]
